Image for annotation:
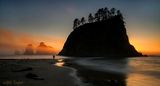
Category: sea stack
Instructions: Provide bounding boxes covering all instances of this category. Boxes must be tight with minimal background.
[59,7,142,58]
[36,42,56,55]
[24,44,34,55]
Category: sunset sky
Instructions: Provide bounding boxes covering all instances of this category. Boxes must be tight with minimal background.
[0,0,160,55]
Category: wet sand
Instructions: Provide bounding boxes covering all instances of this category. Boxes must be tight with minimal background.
[64,57,160,86]
[64,58,127,86]
[0,59,79,86]
[72,65,126,86]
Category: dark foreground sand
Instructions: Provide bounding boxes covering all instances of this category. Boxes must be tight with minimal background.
[0,60,79,86]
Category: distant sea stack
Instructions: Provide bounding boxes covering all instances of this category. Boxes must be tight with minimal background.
[59,7,142,57]
[36,42,56,55]
[24,44,34,55]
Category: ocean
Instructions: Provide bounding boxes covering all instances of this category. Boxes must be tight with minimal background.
[0,55,54,59]
[56,56,160,86]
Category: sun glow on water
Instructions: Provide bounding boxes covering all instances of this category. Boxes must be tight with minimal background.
[54,58,65,67]
[127,57,160,86]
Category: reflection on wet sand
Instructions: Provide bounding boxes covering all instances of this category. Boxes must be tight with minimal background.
[53,56,160,86]
[127,73,159,86]
[54,58,65,67]
[127,57,160,86]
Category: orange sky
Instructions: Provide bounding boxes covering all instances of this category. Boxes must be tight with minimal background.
[0,28,65,55]
[127,23,160,55]
[130,36,160,55]
[0,28,160,55]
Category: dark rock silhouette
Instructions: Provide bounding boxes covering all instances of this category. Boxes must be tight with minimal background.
[36,42,55,55]
[25,73,44,80]
[59,8,142,57]
[24,44,34,55]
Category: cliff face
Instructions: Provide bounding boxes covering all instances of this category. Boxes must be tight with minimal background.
[59,16,142,57]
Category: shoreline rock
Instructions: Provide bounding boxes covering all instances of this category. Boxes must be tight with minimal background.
[59,16,142,58]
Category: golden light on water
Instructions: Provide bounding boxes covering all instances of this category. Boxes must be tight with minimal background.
[57,59,63,62]
[126,58,160,86]
[127,73,159,86]
[55,62,65,67]
[54,58,65,67]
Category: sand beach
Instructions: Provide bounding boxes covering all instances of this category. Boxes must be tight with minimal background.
[0,59,79,86]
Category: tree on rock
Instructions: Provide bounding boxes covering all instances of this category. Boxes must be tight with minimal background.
[72,7,124,30]
[104,7,109,20]
[81,17,86,25]
[88,13,94,23]
[117,10,123,19]
[73,18,80,29]
[110,8,116,16]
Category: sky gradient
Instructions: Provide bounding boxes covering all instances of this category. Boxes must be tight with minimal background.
[0,0,160,55]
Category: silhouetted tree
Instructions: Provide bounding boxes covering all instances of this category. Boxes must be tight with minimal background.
[117,10,121,15]
[94,13,99,22]
[95,8,103,21]
[88,13,94,23]
[104,7,109,20]
[72,7,124,29]
[100,8,103,20]
[73,18,77,29]
[110,8,116,16]
[117,10,123,19]
[81,17,86,25]
[95,8,104,22]
[116,10,124,24]
[73,18,80,29]
[95,8,111,21]
[99,8,105,20]
[77,19,80,26]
